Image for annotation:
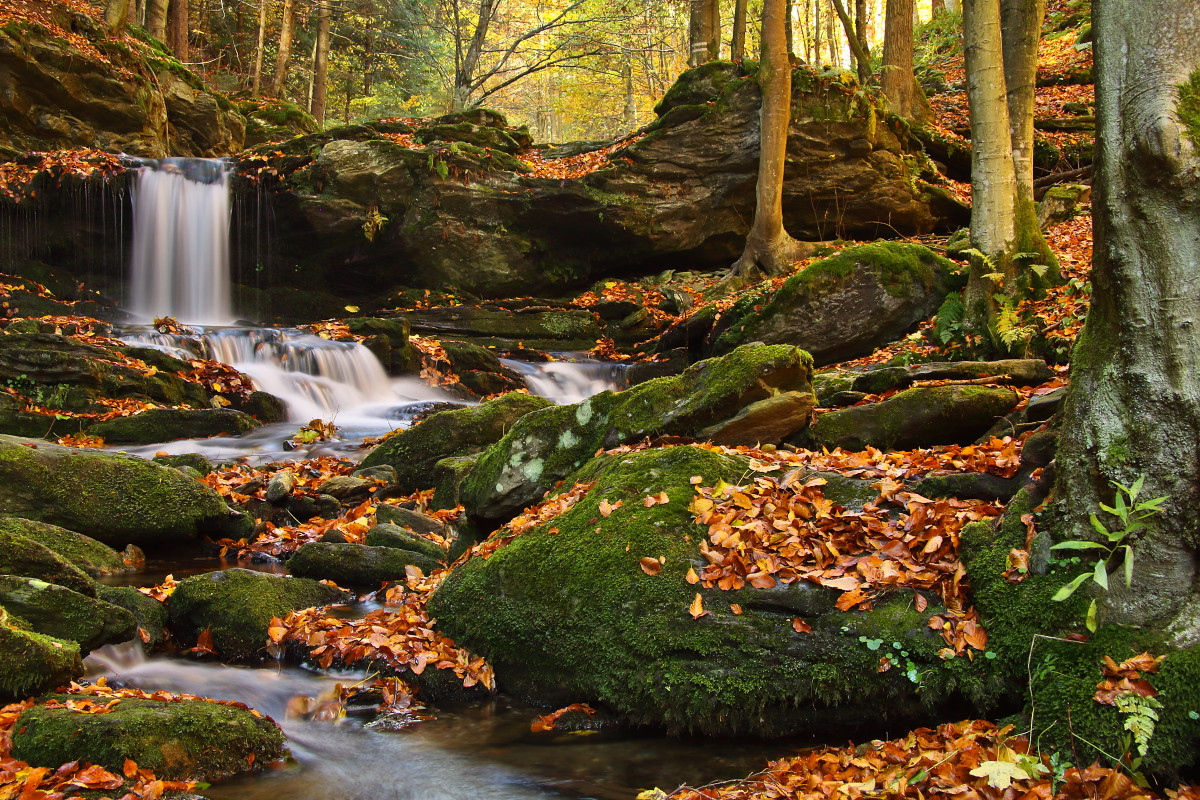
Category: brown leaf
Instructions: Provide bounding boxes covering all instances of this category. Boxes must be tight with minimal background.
[685,567,699,585]
[792,617,812,633]
[689,593,709,619]
[599,498,613,517]
[914,592,928,612]
[640,557,663,576]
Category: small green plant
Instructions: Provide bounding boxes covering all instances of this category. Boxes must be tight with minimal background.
[1051,475,1168,630]
[1115,691,1162,760]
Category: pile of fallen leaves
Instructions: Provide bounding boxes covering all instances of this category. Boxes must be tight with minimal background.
[409,335,461,389]
[0,149,127,203]
[654,719,1194,800]
[520,136,643,180]
[271,576,494,691]
[689,471,999,655]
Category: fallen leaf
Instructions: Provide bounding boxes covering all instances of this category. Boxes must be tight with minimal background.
[689,593,709,619]
[640,557,662,576]
[792,617,811,633]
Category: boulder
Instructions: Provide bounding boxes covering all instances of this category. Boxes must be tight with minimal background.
[797,386,1020,452]
[11,698,286,780]
[0,516,126,577]
[87,408,261,444]
[848,359,1055,396]
[359,392,553,491]
[0,611,82,702]
[397,307,603,352]
[461,344,814,521]
[374,505,445,537]
[315,475,373,502]
[0,524,97,596]
[1037,184,1091,228]
[168,569,348,660]
[0,435,231,548]
[97,585,169,651]
[707,243,956,365]
[430,445,987,735]
[287,543,442,586]
[0,575,136,654]
[364,522,447,562]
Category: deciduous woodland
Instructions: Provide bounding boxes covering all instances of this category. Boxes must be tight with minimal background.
[0,0,1197,798]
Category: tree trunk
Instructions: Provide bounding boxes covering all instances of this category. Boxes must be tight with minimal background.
[311,0,331,126]
[731,0,813,281]
[251,0,267,98]
[854,0,870,83]
[732,0,748,60]
[961,0,1017,345]
[1001,0,1057,274]
[931,0,948,16]
[146,0,167,41]
[622,61,635,128]
[1055,0,1200,641]
[270,0,295,97]
[688,0,708,65]
[831,0,869,82]
[105,0,133,33]
[826,1,837,66]
[881,0,914,116]
[811,0,819,63]
[167,0,187,61]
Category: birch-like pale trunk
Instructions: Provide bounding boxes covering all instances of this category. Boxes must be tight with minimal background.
[251,0,267,98]
[270,0,295,97]
[145,0,167,41]
[311,0,331,126]
[1054,1,1200,642]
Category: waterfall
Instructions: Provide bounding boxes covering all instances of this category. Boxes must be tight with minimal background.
[502,357,627,404]
[129,158,232,325]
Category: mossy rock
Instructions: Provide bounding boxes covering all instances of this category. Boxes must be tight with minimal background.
[709,243,954,366]
[0,525,96,596]
[11,697,287,780]
[152,453,215,476]
[87,408,261,444]
[0,516,125,577]
[431,445,998,735]
[432,454,480,510]
[850,359,1054,396]
[0,612,82,702]
[796,385,1019,451]
[0,435,231,549]
[653,61,746,117]
[359,392,553,491]
[287,543,441,587]
[168,569,348,660]
[364,522,448,562]
[461,344,814,522]
[0,575,135,654]
[98,585,169,651]
[346,316,410,347]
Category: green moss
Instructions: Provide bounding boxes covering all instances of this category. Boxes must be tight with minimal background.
[0,525,96,596]
[1177,70,1200,149]
[0,576,135,654]
[287,543,441,587]
[97,585,168,652]
[168,569,346,660]
[0,613,82,702]
[11,697,286,780]
[0,517,126,579]
[435,446,996,734]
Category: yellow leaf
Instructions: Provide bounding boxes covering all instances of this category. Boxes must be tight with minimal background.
[686,567,699,585]
[689,593,709,619]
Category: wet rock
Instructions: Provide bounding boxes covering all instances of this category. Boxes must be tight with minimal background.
[0,613,82,702]
[374,505,445,538]
[316,475,373,502]
[707,244,955,366]
[351,464,398,486]
[288,543,441,587]
[796,386,1020,452]
[0,522,97,596]
[461,344,814,522]
[265,471,297,503]
[87,407,261,444]
[359,392,553,492]
[695,391,816,446]
[168,569,348,660]
[0,575,136,655]
[11,697,286,780]
[152,453,214,476]
[0,435,231,549]
[398,307,603,352]
[0,516,126,577]
[97,585,168,651]
[243,390,288,423]
[364,522,447,562]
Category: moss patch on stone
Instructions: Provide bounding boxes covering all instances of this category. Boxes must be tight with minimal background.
[0,575,135,654]
[97,585,168,651]
[287,543,441,587]
[0,611,82,702]
[0,524,96,596]
[0,517,125,576]
[1177,69,1200,149]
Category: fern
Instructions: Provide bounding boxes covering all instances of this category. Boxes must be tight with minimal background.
[996,297,1035,350]
[1115,692,1162,758]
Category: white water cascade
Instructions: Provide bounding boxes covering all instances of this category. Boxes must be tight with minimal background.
[129,158,233,325]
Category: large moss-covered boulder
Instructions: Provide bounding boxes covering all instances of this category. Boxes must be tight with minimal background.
[0,524,97,596]
[0,610,83,701]
[168,569,348,660]
[461,344,815,521]
[11,697,286,780]
[364,523,448,562]
[797,386,1020,451]
[708,244,955,365]
[98,585,169,651]
[87,408,261,444]
[0,517,127,576]
[0,435,231,548]
[287,543,442,587]
[431,445,993,735]
[359,392,553,491]
[0,575,136,654]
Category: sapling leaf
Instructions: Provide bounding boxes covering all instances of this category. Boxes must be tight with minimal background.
[1099,502,1117,517]
[1124,546,1134,588]
[1128,475,1144,503]
[1051,540,1107,551]
[1086,599,1098,632]
[1053,572,1090,601]
[1115,491,1128,520]
[1089,513,1110,537]
[1093,559,1109,591]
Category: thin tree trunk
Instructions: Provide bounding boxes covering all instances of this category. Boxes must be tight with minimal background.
[732,0,748,60]
[622,61,635,128]
[854,0,870,82]
[732,0,812,280]
[826,1,837,66]
[707,0,721,60]
[270,0,295,96]
[105,0,133,33]
[311,0,331,125]
[931,0,947,16]
[251,0,267,98]
[146,0,167,41]
[881,0,914,116]
[1055,0,1200,638]
[831,0,869,82]
[811,0,819,63]
[167,0,187,61]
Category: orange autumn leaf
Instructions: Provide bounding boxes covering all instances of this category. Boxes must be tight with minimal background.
[685,567,700,585]
[689,593,709,619]
[792,617,812,633]
[836,588,868,611]
[640,557,663,576]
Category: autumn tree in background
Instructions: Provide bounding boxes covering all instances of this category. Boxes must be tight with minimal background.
[688,0,720,64]
[310,0,332,125]
[730,0,813,281]
[880,0,914,116]
[1053,0,1200,637]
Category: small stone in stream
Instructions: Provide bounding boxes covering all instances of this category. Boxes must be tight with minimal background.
[265,471,297,503]
[314,494,342,518]
[234,478,266,495]
[319,530,348,544]
[122,544,146,570]
[244,390,288,424]
[375,505,444,537]
[822,390,868,408]
[351,464,398,486]
[317,475,373,502]
[288,543,441,586]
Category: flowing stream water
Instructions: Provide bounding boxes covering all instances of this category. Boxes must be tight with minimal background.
[90,159,799,799]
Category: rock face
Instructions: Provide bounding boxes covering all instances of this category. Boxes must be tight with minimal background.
[706,243,956,365]
[0,8,244,157]
[244,64,967,299]
[287,542,442,586]
[0,614,82,701]
[11,698,286,780]
[431,446,990,735]
[461,344,815,521]
[0,435,231,548]
[0,575,136,655]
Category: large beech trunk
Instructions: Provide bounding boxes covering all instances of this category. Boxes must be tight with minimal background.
[1054,1,1200,643]
[145,0,167,41]
[880,0,914,116]
[731,0,748,61]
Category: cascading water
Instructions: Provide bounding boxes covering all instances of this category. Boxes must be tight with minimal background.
[129,158,233,325]
[502,357,627,405]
